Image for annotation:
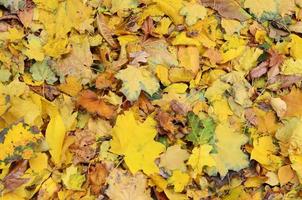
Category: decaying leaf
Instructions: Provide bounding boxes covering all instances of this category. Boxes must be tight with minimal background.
[96,14,118,48]
[88,163,108,195]
[201,0,251,21]
[2,160,29,192]
[69,129,96,164]
[106,169,152,200]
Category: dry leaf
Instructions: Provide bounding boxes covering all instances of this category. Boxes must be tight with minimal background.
[88,163,108,194]
[201,0,251,21]
[96,14,118,48]
[77,90,116,119]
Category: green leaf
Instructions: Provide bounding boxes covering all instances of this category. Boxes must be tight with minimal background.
[0,0,25,12]
[186,112,215,145]
[30,59,57,84]
[62,166,86,190]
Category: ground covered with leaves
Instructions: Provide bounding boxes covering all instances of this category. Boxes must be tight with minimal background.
[1,0,302,199]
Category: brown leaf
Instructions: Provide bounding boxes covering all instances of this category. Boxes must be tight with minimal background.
[200,0,251,21]
[281,88,302,118]
[155,111,176,134]
[245,108,257,126]
[56,36,93,80]
[170,100,189,115]
[3,160,29,192]
[142,17,154,41]
[268,50,284,68]
[153,189,168,200]
[267,50,283,80]
[88,163,109,195]
[249,62,268,79]
[95,70,117,90]
[69,129,96,164]
[30,85,60,101]
[137,93,155,114]
[203,48,222,64]
[96,14,118,49]
[267,65,280,81]
[17,0,34,28]
[268,75,302,90]
[77,90,117,119]
[0,21,10,32]
[129,51,149,65]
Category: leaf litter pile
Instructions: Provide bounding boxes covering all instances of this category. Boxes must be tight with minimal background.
[2,0,302,199]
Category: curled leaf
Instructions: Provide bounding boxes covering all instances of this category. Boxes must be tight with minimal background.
[96,14,118,48]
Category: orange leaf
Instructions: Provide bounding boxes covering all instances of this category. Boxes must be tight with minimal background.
[281,88,302,117]
[77,90,116,119]
[253,107,278,134]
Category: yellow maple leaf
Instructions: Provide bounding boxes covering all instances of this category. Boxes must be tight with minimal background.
[58,76,82,97]
[172,32,201,46]
[276,118,302,155]
[115,65,160,102]
[289,34,302,60]
[234,47,263,73]
[220,35,247,63]
[154,17,172,35]
[253,107,278,134]
[212,123,249,177]
[180,2,207,26]
[33,0,58,11]
[168,170,190,192]
[153,0,184,25]
[110,111,165,175]
[62,166,86,190]
[251,136,283,171]
[187,144,216,176]
[212,98,233,122]
[29,153,48,173]
[205,80,230,102]
[221,18,243,35]
[164,189,188,200]
[23,34,45,61]
[290,154,302,182]
[244,0,277,17]
[178,46,200,74]
[110,0,138,13]
[281,58,302,76]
